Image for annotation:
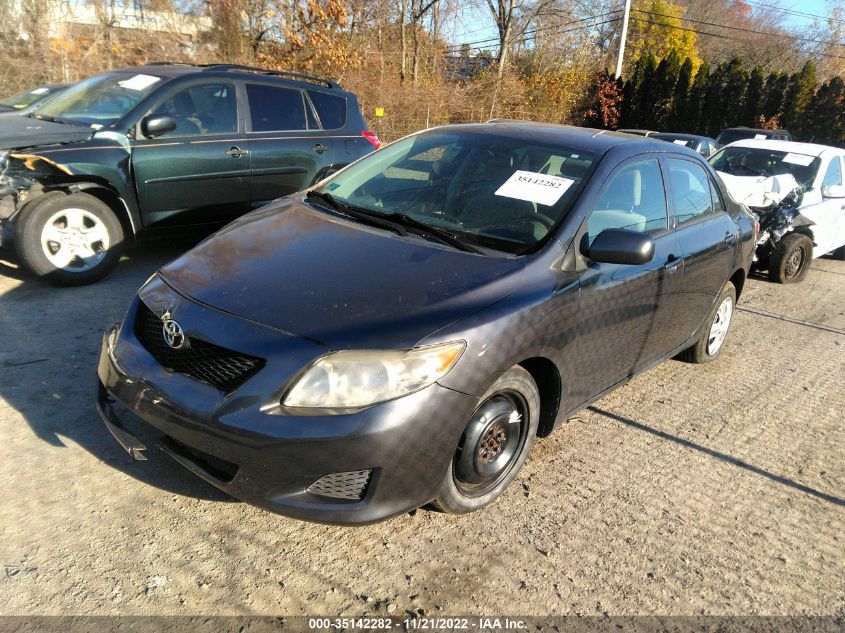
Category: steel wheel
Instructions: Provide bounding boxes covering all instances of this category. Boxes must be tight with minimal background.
[707,295,733,356]
[40,207,110,272]
[453,391,530,498]
[784,244,806,280]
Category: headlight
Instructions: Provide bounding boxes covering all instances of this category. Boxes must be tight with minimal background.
[283,341,466,410]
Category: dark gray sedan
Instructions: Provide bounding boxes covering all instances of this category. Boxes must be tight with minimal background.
[97,121,755,524]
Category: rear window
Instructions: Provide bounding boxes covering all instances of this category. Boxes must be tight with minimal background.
[308,90,347,129]
[246,84,306,131]
[715,129,758,145]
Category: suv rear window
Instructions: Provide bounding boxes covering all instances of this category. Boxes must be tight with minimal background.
[307,90,347,129]
[247,84,306,131]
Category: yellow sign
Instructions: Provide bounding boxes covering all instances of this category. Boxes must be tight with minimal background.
[375,107,385,117]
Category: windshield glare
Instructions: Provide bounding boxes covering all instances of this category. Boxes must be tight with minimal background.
[317,130,597,254]
[709,146,819,187]
[35,73,162,128]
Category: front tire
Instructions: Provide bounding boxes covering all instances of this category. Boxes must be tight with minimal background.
[768,232,813,284]
[833,245,845,261]
[679,281,736,364]
[432,366,540,514]
[14,192,124,285]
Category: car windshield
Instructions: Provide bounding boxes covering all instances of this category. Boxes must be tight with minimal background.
[0,86,53,109]
[316,129,598,254]
[709,146,820,187]
[34,72,162,128]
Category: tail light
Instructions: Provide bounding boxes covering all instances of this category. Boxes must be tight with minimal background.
[361,130,380,150]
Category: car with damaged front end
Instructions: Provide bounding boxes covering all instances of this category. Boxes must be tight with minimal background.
[710,139,845,283]
[97,121,755,524]
[0,63,377,285]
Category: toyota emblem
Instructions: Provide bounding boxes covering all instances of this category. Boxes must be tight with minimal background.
[162,318,186,350]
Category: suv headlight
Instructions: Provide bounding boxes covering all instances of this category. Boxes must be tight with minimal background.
[283,341,466,410]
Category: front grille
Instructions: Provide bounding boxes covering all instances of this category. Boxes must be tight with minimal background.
[307,470,373,501]
[135,300,265,392]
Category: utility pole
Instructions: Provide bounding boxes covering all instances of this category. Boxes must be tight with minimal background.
[615,0,632,79]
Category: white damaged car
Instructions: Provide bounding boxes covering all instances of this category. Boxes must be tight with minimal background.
[710,139,845,283]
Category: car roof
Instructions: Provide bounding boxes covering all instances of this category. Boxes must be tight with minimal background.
[617,129,656,136]
[110,63,343,91]
[725,138,842,156]
[441,120,701,156]
[721,127,789,134]
[651,132,708,141]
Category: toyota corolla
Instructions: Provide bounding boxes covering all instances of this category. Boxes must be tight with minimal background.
[97,121,755,524]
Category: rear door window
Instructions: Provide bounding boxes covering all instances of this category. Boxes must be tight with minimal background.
[588,158,668,244]
[307,90,347,129]
[246,84,306,131]
[667,159,715,225]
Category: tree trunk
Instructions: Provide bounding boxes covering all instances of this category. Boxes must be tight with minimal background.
[412,19,420,85]
[400,0,407,83]
[496,23,510,81]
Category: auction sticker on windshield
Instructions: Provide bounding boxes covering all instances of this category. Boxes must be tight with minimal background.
[782,153,815,166]
[495,171,575,206]
[118,74,161,91]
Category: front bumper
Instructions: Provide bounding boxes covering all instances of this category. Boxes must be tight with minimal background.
[96,292,478,525]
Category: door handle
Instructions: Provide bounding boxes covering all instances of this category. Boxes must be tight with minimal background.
[724,231,737,246]
[225,146,247,158]
[313,143,328,154]
[664,254,681,273]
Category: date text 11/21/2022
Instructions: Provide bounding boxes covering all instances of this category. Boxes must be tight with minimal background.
[307,617,528,630]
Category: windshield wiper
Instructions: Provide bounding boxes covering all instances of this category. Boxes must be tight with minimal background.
[30,112,86,127]
[306,190,408,236]
[380,212,482,254]
[306,191,482,253]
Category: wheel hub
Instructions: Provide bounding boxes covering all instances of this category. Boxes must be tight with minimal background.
[478,424,507,462]
[707,296,733,356]
[785,245,805,278]
[453,393,528,497]
[40,208,109,272]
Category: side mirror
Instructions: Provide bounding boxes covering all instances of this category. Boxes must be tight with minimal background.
[140,115,177,139]
[822,184,845,199]
[585,228,655,266]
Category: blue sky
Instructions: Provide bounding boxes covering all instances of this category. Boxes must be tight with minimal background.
[446,0,843,48]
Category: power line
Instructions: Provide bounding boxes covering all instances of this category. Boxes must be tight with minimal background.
[634,8,845,49]
[444,11,621,53]
[743,0,845,27]
[629,16,845,62]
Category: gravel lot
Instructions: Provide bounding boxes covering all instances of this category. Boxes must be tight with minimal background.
[0,240,843,617]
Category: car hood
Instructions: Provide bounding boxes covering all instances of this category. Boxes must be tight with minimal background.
[717,171,799,208]
[0,115,93,150]
[160,196,526,350]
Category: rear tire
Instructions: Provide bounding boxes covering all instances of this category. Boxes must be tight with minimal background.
[768,232,813,284]
[833,245,845,261]
[14,192,124,286]
[679,282,736,364]
[432,366,540,514]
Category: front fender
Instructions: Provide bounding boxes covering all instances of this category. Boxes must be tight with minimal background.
[0,134,141,233]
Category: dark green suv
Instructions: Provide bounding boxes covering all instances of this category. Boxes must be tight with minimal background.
[0,63,379,284]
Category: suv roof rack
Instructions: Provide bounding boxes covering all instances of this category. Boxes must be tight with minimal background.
[199,64,339,89]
